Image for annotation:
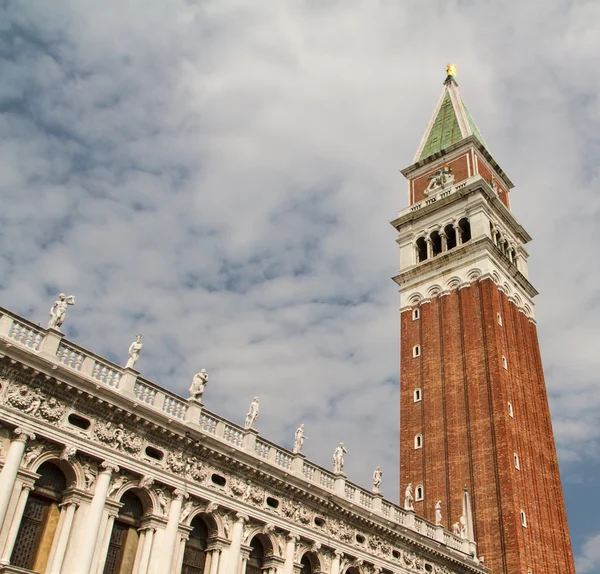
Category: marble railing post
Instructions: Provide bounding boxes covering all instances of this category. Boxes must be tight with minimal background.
[227,513,248,574]
[0,483,33,565]
[0,429,34,531]
[283,534,298,574]
[77,462,118,574]
[46,501,79,574]
[154,489,186,573]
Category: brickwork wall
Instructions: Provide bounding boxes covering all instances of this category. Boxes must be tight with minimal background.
[399,279,576,574]
[411,154,470,204]
[475,153,510,209]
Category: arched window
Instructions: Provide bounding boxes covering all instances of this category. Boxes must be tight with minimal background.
[444,224,457,250]
[497,313,503,326]
[246,538,265,574]
[514,453,520,470]
[430,231,442,256]
[182,515,210,574]
[502,356,508,370]
[415,485,424,501]
[414,434,423,449]
[520,510,527,528]
[414,388,422,402]
[416,237,428,263]
[413,345,421,358]
[103,491,144,574]
[300,552,319,574]
[458,218,471,243]
[412,307,420,321]
[11,461,67,571]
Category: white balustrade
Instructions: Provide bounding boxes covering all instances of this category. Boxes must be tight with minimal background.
[302,462,317,481]
[200,412,219,434]
[91,360,122,388]
[57,343,85,370]
[320,471,335,490]
[134,381,157,405]
[223,425,243,446]
[274,449,292,470]
[163,396,187,419]
[7,320,44,350]
[345,484,356,501]
[255,440,270,460]
[359,489,373,508]
[382,502,391,517]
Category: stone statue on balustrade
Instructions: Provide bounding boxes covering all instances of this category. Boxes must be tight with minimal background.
[332,442,347,474]
[372,466,383,494]
[189,369,208,403]
[47,293,75,330]
[245,397,260,429]
[404,483,414,511]
[125,335,143,369]
[293,424,307,454]
[435,500,442,526]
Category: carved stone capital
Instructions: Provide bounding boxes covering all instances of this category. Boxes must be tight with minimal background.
[205,501,218,514]
[235,512,249,523]
[334,550,344,559]
[173,489,189,501]
[100,461,120,474]
[14,428,35,443]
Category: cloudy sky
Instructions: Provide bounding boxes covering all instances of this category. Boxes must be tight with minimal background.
[1,0,599,570]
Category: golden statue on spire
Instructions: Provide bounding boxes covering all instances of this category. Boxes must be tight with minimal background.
[446,63,457,77]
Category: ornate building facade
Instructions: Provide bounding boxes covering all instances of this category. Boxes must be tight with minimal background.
[391,68,575,574]
[0,305,484,574]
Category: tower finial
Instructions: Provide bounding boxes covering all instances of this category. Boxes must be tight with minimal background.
[446,63,457,78]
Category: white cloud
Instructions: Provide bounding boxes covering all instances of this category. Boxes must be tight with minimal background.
[577,532,600,573]
[0,0,598,547]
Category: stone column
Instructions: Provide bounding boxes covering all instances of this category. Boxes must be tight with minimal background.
[77,462,118,574]
[174,531,190,574]
[94,510,118,574]
[209,548,222,574]
[440,231,448,252]
[330,551,342,574]
[227,513,248,574]
[426,237,433,259]
[136,527,155,574]
[46,501,79,574]
[0,429,34,532]
[283,534,298,574]
[455,223,462,245]
[0,483,33,564]
[155,489,186,573]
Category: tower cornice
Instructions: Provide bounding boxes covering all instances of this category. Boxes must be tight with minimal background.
[391,175,531,245]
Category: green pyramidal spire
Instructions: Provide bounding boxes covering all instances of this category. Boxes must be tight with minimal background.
[414,66,488,163]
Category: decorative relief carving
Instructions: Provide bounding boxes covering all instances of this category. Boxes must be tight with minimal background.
[60,445,77,461]
[185,456,208,483]
[6,385,65,423]
[166,451,185,474]
[82,462,97,491]
[94,422,142,455]
[108,473,128,498]
[155,487,170,516]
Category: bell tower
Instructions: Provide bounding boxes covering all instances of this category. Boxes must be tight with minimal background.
[391,66,575,574]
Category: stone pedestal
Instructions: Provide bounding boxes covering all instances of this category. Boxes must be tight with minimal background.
[119,368,140,399]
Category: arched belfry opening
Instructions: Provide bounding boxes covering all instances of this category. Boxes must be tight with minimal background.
[11,461,67,571]
[416,237,428,262]
[458,217,471,244]
[103,490,144,574]
[444,223,457,250]
[430,230,442,256]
